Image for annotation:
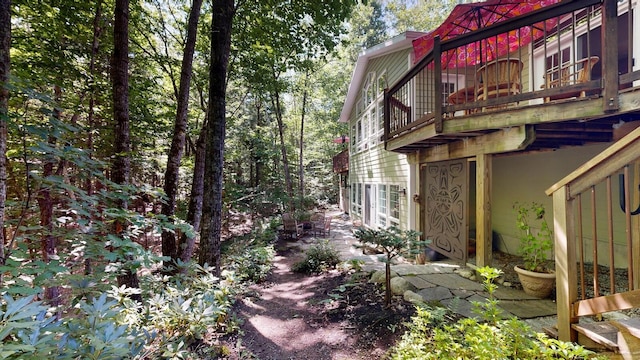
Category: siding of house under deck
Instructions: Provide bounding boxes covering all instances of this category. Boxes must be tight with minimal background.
[350,143,411,229]
[489,142,634,268]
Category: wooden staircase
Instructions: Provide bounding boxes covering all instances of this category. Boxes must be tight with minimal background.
[544,317,640,358]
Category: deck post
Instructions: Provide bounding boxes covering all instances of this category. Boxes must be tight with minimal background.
[553,186,579,342]
[602,0,619,112]
[476,153,492,267]
[633,161,640,290]
[383,89,389,148]
[434,36,443,133]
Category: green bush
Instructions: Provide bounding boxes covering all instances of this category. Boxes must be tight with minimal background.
[227,245,275,283]
[292,240,341,274]
[0,293,148,360]
[390,267,604,360]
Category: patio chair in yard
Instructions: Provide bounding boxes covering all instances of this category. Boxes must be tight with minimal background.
[310,212,332,237]
[282,213,303,240]
[310,213,325,236]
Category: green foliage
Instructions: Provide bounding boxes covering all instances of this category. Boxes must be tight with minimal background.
[227,245,275,283]
[390,268,602,360]
[472,266,504,324]
[385,0,457,34]
[292,240,341,274]
[354,226,425,306]
[514,202,554,272]
[0,293,148,360]
[353,226,425,264]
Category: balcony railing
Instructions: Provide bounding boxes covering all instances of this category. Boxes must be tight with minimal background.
[384,0,640,141]
[332,149,349,173]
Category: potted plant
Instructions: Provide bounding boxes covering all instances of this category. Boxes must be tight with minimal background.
[512,202,556,298]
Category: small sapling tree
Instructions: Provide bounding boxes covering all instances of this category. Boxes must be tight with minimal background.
[354,226,426,307]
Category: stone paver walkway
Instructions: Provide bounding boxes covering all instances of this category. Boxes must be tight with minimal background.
[290,208,557,332]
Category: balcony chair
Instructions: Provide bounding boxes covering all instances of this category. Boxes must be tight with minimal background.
[543,56,599,102]
[475,58,523,108]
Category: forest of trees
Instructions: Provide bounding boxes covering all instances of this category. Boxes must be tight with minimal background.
[0,0,455,357]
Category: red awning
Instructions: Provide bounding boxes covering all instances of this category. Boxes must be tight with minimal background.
[412,0,561,68]
[333,135,350,144]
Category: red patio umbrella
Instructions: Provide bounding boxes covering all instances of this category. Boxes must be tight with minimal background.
[412,0,561,69]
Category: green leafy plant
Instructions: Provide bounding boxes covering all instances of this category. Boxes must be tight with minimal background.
[0,293,149,360]
[472,266,504,324]
[354,226,425,306]
[228,245,275,283]
[292,240,341,274]
[391,268,603,360]
[514,202,554,272]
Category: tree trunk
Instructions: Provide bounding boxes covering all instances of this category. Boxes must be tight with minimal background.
[298,73,308,203]
[111,0,141,300]
[85,0,102,276]
[198,0,234,275]
[272,87,294,209]
[385,261,392,307]
[180,124,206,263]
[161,0,203,272]
[36,85,62,307]
[0,0,11,280]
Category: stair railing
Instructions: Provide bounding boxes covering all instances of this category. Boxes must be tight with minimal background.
[546,125,640,342]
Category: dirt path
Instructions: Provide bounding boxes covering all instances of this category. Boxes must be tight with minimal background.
[227,244,387,360]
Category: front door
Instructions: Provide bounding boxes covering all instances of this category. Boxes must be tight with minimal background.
[423,159,468,262]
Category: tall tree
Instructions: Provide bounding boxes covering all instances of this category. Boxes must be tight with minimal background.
[198,0,235,274]
[233,0,358,210]
[347,0,388,62]
[111,0,141,299]
[385,0,456,34]
[0,0,10,277]
[161,0,203,270]
[298,71,309,202]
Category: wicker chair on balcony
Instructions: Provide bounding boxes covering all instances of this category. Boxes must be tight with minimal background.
[282,212,303,240]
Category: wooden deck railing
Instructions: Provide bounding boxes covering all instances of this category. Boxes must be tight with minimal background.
[384,0,638,141]
[545,126,640,342]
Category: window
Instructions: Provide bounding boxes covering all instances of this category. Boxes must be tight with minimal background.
[442,81,457,106]
[377,72,387,94]
[546,47,571,82]
[351,183,357,214]
[352,70,391,153]
[377,99,384,132]
[389,185,400,225]
[378,185,387,227]
[350,124,356,152]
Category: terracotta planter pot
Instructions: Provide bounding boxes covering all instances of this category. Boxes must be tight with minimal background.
[514,265,556,299]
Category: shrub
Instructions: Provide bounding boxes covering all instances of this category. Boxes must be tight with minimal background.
[227,245,275,283]
[292,240,341,274]
[354,226,425,306]
[390,267,604,360]
[0,293,148,360]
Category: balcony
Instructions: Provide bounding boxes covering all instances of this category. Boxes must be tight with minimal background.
[333,149,349,173]
[384,0,640,154]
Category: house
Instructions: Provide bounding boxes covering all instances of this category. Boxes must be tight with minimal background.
[345,0,640,349]
[338,31,427,229]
